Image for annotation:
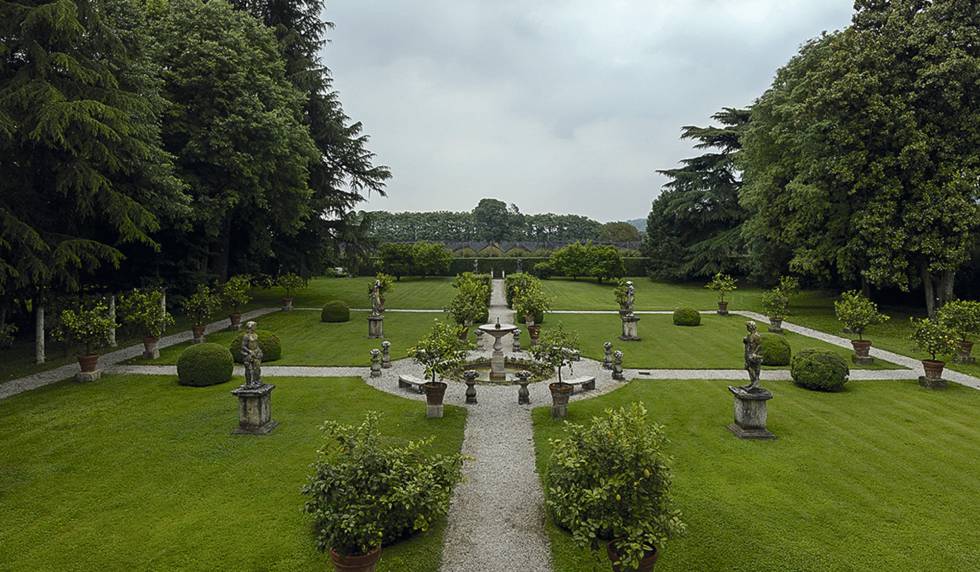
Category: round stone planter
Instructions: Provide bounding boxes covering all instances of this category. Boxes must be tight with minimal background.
[77,354,99,373]
[423,381,448,418]
[549,382,573,419]
[228,312,242,330]
[717,301,729,315]
[330,546,382,572]
[607,541,658,572]
[851,339,873,364]
[192,325,206,343]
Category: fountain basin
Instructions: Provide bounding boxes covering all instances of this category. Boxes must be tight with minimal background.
[448,356,553,384]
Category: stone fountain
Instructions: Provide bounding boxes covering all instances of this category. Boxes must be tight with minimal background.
[478,317,518,381]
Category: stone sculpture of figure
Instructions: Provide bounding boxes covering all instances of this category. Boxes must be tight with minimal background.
[473,258,479,273]
[625,281,635,314]
[742,321,763,391]
[242,321,263,388]
[370,279,384,316]
[516,258,523,274]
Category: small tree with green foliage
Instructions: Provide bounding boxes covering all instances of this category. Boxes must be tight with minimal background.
[614,278,630,308]
[834,291,889,341]
[182,285,220,327]
[910,318,959,362]
[589,245,625,283]
[409,320,471,384]
[938,300,980,345]
[412,242,453,278]
[513,280,551,326]
[119,289,174,339]
[529,323,579,385]
[705,272,737,302]
[52,302,115,356]
[277,273,308,299]
[761,287,789,321]
[222,275,253,314]
[377,243,415,280]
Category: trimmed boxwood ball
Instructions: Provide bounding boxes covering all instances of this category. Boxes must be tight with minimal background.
[673,307,701,326]
[791,349,850,391]
[759,333,791,366]
[320,300,350,323]
[230,330,282,363]
[177,343,233,387]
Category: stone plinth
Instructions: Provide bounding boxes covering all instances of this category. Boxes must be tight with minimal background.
[918,376,947,389]
[76,370,102,383]
[619,315,640,341]
[368,315,384,339]
[232,384,278,435]
[516,371,531,405]
[370,349,382,378]
[727,386,775,440]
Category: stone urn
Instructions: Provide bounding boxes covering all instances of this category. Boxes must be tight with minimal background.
[607,541,658,572]
[192,325,206,343]
[549,382,573,419]
[955,340,975,364]
[850,339,873,364]
[77,354,99,373]
[920,359,947,388]
[423,381,448,418]
[717,300,729,315]
[142,336,160,359]
[330,546,381,572]
[769,317,783,333]
[280,297,293,311]
[229,312,242,330]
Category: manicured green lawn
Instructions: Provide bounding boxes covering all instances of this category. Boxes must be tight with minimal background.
[127,310,448,367]
[533,379,980,572]
[252,276,456,310]
[540,314,901,369]
[0,375,465,571]
[539,277,765,311]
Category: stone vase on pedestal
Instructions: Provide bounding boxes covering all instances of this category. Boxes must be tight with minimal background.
[423,381,447,418]
[549,383,572,419]
[381,341,392,368]
[954,340,975,364]
[368,315,384,339]
[142,336,160,359]
[232,384,278,435]
[516,370,531,405]
[727,386,775,439]
[192,325,206,344]
[511,328,522,352]
[768,317,783,334]
[851,339,874,365]
[612,350,625,381]
[369,349,382,378]
[76,354,102,382]
[603,342,613,369]
[463,370,478,404]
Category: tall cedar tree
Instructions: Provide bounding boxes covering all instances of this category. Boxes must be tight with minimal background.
[230,0,391,275]
[0,0,186,298]
[643,108,750,281]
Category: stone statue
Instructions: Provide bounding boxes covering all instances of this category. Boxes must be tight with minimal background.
[242,321,263,388]
[625,281,635,314]
[516,258,523,273]
[370,279,384,316]
[473,258,479,273]
[742,321,763,391]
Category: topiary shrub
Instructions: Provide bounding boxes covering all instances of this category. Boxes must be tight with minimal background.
[791,349,849,391]
[321,300,351,323]
[177,343,234,387]
[759,333,791,366]
[673,308,701,326]
[230,330,282,363]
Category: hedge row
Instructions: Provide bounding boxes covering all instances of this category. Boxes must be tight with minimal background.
[446,257,650,277]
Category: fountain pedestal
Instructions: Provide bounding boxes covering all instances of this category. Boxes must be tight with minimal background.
[479,319,518,381]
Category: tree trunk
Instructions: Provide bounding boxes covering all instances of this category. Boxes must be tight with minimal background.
[210,219,233,281]
[938,270,955,309]
[35,304,45,364]
[108,295,117,347]
[860,276,872,299]
[921,265,936,318]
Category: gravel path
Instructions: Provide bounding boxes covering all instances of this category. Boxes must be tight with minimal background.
[0,307,279,401]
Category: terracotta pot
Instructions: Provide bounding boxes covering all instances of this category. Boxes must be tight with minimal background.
[192,325,206,341]
[956,340,974,362]
[549,382,573,405]
[717,301,729,315]
[769,317,783,332]
[143,336,159,351]
[607,541,658,572]
[922,359,945,381]
[77,354,99,373]
[330,546,381,572]
[528,324,541,343]
[229,313,242,328]
[423,381,447,406]
[281,297,293,311]
[851,339,872,358]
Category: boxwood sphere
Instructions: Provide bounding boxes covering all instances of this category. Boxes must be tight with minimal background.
[177,343,234,387]
[320,300,351,323]
[230,329,282,363]
[791,349,850,391]
[759,333,791,366]
[673,308,701,326]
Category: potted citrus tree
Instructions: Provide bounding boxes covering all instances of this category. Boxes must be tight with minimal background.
[513,280,550,345]
[409,320,471,417]
[938,299,980,364]
[276,272,307,311]
[530,323,579,419]
[182,285,219,343]
[705,272,737,315]
[119,288,174,359]
[303,412,463,572]
[52,301,115,375]
[761,287,789,333]
[834,290,890,364]
[614,278,632,317]
[221,274,252,330]
[547,403,685,571]
[910,317,959,388]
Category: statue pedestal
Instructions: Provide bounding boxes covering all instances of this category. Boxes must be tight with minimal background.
[368,315,384,339]
[727,386,775,440]
[619,316,641,341]
[517,380,530,404]
[465,380,478,404]
[232,384,278,435]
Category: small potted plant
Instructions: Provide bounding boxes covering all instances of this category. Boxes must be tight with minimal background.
[52,301,115,375]
[614,278,630,316]
[447,278,488,339]
[409,320,472,417]
[118,288,174,359]
[910,317,960,388]
[303,412,463,572]
[513,281,551,345]
[182,285,219,343]
[276,272,307,311]
[546,403,685,571]
[530,323,579,419]
[705,272,737,315]
[221,274,252,330]
[761,287,789,333]
[938,299,980,364]
[834,290,889,364]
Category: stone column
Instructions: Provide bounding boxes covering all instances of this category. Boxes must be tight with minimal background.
[727,386,775,439]
[370,349,382,377]
[231,384,278,435]
[619,315,640,341]
[35,304,45,365]
[464,370,478,404]
[108,295,117,348]
[602,342,613,369]
[516,370,531,405]
[381,341,392,368]
[612,350,625,381]
[511,328,521,352]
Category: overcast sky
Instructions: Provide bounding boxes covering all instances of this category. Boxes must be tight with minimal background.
[323,0,854,222]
